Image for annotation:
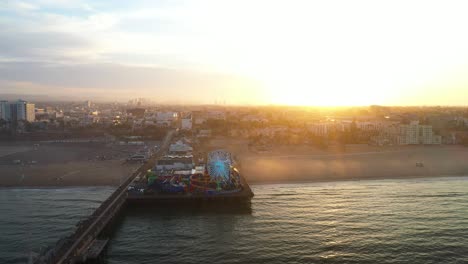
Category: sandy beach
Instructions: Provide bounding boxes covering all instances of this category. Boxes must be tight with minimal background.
[1,138,468,187]
[0,142,144,187]
[206,137,468,183]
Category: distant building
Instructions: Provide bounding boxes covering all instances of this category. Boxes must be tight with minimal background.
[370,124,400,146]
[155,156,194,170]
[169,140,193,155]
[0,100,10,121]
[398,121,441,145]
[356,121,399,131]
[6,100,35,122]
[85,100,92,108]
[155,111,178,126]
[80,115,99,126]
[198,129,212,138]
[128,98,151,106]
[192,110,225,125]
[181,114,192,130]
[371,121,442,146]
[206,111,226,120]
[194,116,207,125]
[241,115,268,123]
[127,108,146,118]
[308,123,329,136]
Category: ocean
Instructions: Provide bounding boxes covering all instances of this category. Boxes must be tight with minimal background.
[0,187,115,264]
[1,177,468,263]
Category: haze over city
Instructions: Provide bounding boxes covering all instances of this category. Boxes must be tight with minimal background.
[1,0,468,105]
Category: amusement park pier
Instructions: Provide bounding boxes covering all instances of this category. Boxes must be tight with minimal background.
[33,130,254,264]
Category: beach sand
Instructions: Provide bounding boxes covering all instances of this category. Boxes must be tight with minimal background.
[206,137,468,183]
[0,143,142,187]
[1,139,468,187]
[0,160,139,187]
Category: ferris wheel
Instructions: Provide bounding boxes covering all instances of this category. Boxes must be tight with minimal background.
[207,150,232,182]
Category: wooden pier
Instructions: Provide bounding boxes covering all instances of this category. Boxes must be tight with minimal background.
[33,130,175,264]
[32,130,254,263]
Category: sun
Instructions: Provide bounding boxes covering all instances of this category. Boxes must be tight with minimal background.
[257,70,388,107]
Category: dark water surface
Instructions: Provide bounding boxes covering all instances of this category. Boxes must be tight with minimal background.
[2,177,468,263]
[0,187,115,264]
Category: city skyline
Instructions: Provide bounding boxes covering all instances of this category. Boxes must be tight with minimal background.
[1,0,468,105]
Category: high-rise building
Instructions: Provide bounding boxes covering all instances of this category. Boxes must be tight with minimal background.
[0,100,10,121]
[85,100,92,108]
[12,100,35,122]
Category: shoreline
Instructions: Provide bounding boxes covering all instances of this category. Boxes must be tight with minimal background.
[2,139,467,188]
[1,174,467,189]
[248,174,468,186]
[0,185,117,189]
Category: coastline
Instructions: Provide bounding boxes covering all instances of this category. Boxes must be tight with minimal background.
[248,174,468,186]
[2,139,468,188]
[209,138,468,186]
[2,174,467,189]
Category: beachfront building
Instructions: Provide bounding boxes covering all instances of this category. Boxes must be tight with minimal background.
[356,121,400,131]
[308,123,329,136]
[307,121,360,136]
[371,121,441,146]
[419,125,436,144]
[398,121,441,145]
[399,122,419,144]
[371,124,400,146]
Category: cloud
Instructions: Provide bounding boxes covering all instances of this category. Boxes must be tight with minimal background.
[0,61,264,103]
[0,29,94,62]
[0,1,39,12]
[1,0,468,105]
[0,1,267,103]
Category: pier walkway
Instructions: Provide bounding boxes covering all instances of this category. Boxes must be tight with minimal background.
[33,130,175,264]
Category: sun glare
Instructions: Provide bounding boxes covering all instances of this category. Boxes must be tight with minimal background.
[2,0,468,105]
[198,0,468,106]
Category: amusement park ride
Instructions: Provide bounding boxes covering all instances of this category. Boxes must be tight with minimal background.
[142,150,243,195]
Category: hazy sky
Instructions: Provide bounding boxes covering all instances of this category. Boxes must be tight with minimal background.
[1,0,468,105]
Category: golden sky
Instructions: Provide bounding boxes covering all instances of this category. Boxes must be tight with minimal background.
[1,0,468,105]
